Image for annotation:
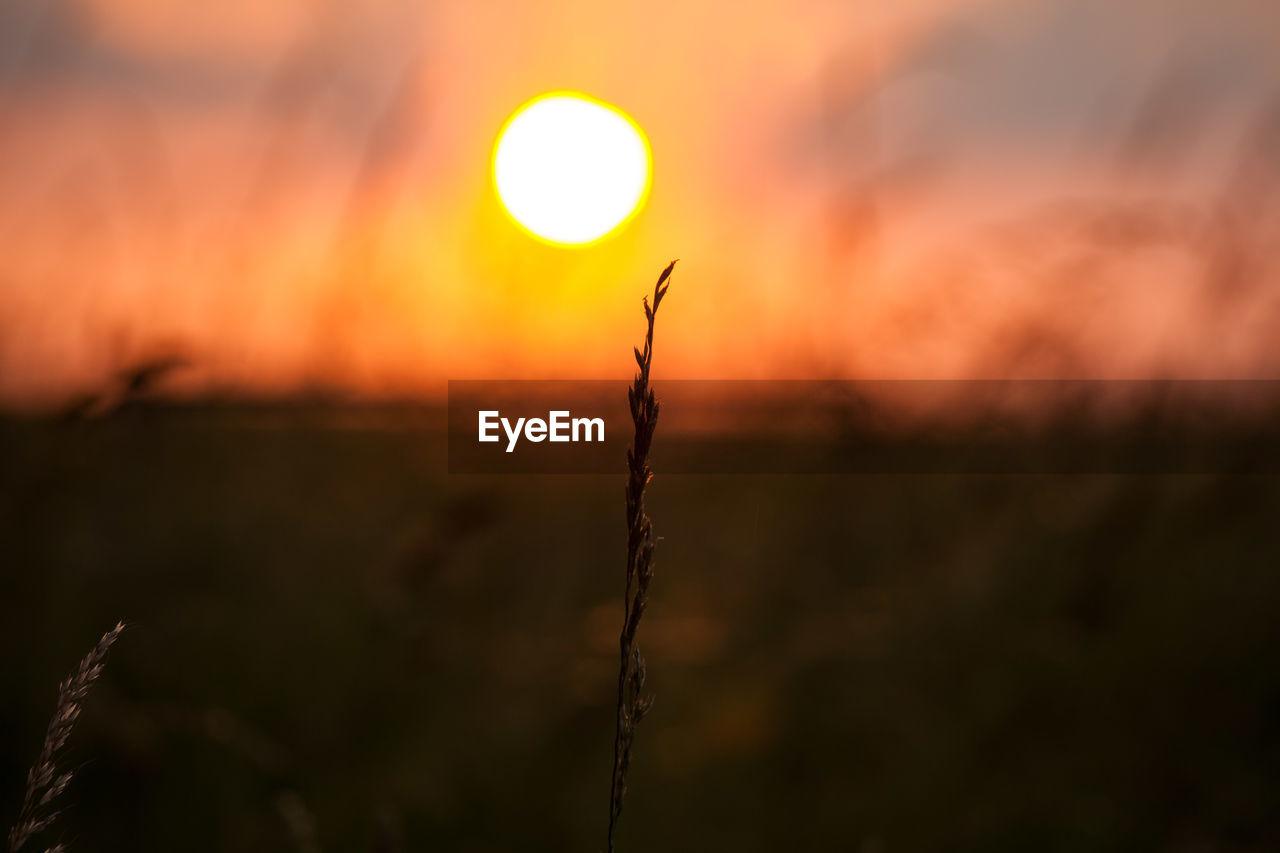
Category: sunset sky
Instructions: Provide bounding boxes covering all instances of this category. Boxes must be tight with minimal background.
[2,0,1279,407]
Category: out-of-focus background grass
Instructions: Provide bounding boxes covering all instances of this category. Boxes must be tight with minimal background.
[3,402,1278,852]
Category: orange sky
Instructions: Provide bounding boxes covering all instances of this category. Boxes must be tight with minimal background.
[2,0,1279,408]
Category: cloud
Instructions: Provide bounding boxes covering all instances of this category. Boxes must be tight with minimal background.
[0,0,425,115]
[816,0,1279,177]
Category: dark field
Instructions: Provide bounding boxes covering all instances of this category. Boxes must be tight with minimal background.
[2,403,1279,851]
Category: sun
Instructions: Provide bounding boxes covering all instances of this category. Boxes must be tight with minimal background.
[492,92,651,247]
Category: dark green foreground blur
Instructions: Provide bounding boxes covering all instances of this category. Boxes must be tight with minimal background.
[2,404,1278,852]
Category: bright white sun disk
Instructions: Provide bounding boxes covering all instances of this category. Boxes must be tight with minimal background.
[493,93,651,246]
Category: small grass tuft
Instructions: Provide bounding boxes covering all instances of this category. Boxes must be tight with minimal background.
[8,622,125,853]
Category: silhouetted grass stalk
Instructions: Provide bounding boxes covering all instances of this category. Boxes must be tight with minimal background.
[8,622,124,853]
[607,260,675,853]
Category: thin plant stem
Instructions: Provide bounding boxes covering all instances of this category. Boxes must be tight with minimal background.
[607,260,676,853]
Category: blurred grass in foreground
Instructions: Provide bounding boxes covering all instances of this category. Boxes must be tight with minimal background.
[1,403,1278,852]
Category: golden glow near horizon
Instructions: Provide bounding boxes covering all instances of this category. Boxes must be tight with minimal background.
[492,92,651,247]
